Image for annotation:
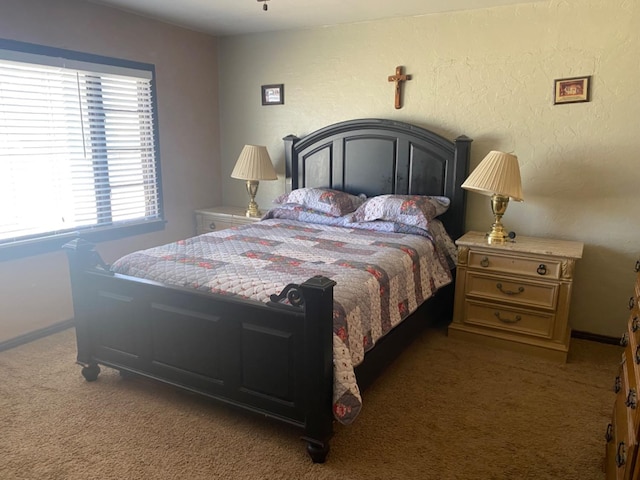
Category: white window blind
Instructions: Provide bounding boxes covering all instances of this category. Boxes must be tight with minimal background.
[0,47,161,245]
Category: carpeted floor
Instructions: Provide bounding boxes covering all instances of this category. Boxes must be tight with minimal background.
[0,327,620,480]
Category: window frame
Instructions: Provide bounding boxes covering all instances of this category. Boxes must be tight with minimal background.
[0,38,164,262]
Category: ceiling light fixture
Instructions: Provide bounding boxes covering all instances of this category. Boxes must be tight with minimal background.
[257,0,269,11]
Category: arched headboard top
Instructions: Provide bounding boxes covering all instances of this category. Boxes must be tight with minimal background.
[283,118,472,240]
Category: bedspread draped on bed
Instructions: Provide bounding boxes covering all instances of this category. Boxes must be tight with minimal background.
[110,218,456,424]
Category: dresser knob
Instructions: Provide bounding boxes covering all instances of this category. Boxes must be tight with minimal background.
[616,442,627,467]
[621,332,629,347]
[536,264,547,275]
[480,256,489,267]
[494,312,521,324]
[209,222,216,230]
[605,423,613,442]
[496,283,524,295]
[626,389,637,409]
[614,376,622,393]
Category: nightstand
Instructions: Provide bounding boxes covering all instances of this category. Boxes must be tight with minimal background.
[194,206,261,234]
[449,231,584,362]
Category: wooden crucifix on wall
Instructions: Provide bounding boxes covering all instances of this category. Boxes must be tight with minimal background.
[388,66,412,109]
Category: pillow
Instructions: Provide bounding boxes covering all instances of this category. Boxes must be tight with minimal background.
[273,188,365,217]
[349,194,450,230]
[263,204,352,227]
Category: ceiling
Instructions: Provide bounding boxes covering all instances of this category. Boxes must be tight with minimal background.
[87,0,546,36]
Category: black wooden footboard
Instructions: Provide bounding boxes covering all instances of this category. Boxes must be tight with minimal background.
[64,238,335,462]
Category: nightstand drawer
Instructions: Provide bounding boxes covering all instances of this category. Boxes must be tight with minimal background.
[468,251,562,279]
[194,206,260,235]
[197,216,235,233]
[465,301,555,338]
[466,272,558,310]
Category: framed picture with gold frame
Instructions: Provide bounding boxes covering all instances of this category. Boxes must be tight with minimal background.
[553,76,591,105]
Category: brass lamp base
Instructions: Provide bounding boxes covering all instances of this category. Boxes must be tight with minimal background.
[486,194,510,244]
[244,180,261,217]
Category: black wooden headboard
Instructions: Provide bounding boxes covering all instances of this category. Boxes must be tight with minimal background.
[283,118,472,241]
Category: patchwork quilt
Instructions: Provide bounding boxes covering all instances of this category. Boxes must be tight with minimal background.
[110,218,455,424]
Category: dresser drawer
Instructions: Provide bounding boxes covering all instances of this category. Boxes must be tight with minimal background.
[464,301,555,338]
[468,251,561,279]
[466,272,558,310]
[612,387,637,479]
[621,346,640,431]
[624,328,640,409]
[605,415,617,480]
[627,312,640,372]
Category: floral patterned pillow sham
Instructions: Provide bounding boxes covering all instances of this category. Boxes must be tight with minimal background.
[273,187,365,217]
[349,194,450,230]
[263,204,352,226]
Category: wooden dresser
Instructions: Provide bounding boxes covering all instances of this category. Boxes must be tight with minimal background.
[449,231,584,362]
[194,206,261,235]
[606,260,640,479]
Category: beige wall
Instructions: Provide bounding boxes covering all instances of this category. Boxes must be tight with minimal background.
[1,0,637,342]
[219,0,640,337]
[0,0,221,342]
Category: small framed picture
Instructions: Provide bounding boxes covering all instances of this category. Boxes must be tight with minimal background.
[261,84,284,105]
[553,76,591,105]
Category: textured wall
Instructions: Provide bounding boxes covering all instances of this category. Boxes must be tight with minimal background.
[219,0,640,337]
[0,0,220,342]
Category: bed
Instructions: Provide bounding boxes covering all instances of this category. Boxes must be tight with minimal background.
[64,118,472,463]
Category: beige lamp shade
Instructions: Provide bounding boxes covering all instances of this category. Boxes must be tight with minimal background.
[461,150,524,202]
[230,145,277,181]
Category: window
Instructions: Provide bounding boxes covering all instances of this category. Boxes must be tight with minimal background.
[0,39,163,261]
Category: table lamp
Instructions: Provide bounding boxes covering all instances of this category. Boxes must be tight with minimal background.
[231,145,278,217]
[461,150,523,244]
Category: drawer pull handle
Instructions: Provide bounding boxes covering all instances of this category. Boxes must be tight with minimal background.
[632,316,640,332]
[635,260,640,273]
[496,283,524,295]
[536,264,547,275]
[616,442,626,467]
[621,332,629,347]
[494,312,521,324]
[614,376,621,393]
[629,296,635,310]
[480,256,489,267]
[626,389,637,409]
[209,222,216,230]
[605,423,613,442]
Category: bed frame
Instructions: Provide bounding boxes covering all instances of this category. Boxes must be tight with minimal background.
[64,118,471,463]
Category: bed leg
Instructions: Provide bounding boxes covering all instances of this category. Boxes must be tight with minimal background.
[298,276,336,464]
[80,363,101,382]
[305,438,330,463]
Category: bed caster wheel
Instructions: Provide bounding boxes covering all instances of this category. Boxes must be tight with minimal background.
[81,364,101,382]
[306,441,329,463]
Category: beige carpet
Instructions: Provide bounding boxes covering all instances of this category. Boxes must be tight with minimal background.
[0,327,620,480]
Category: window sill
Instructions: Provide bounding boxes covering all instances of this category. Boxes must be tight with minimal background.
[0,219,166,262]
